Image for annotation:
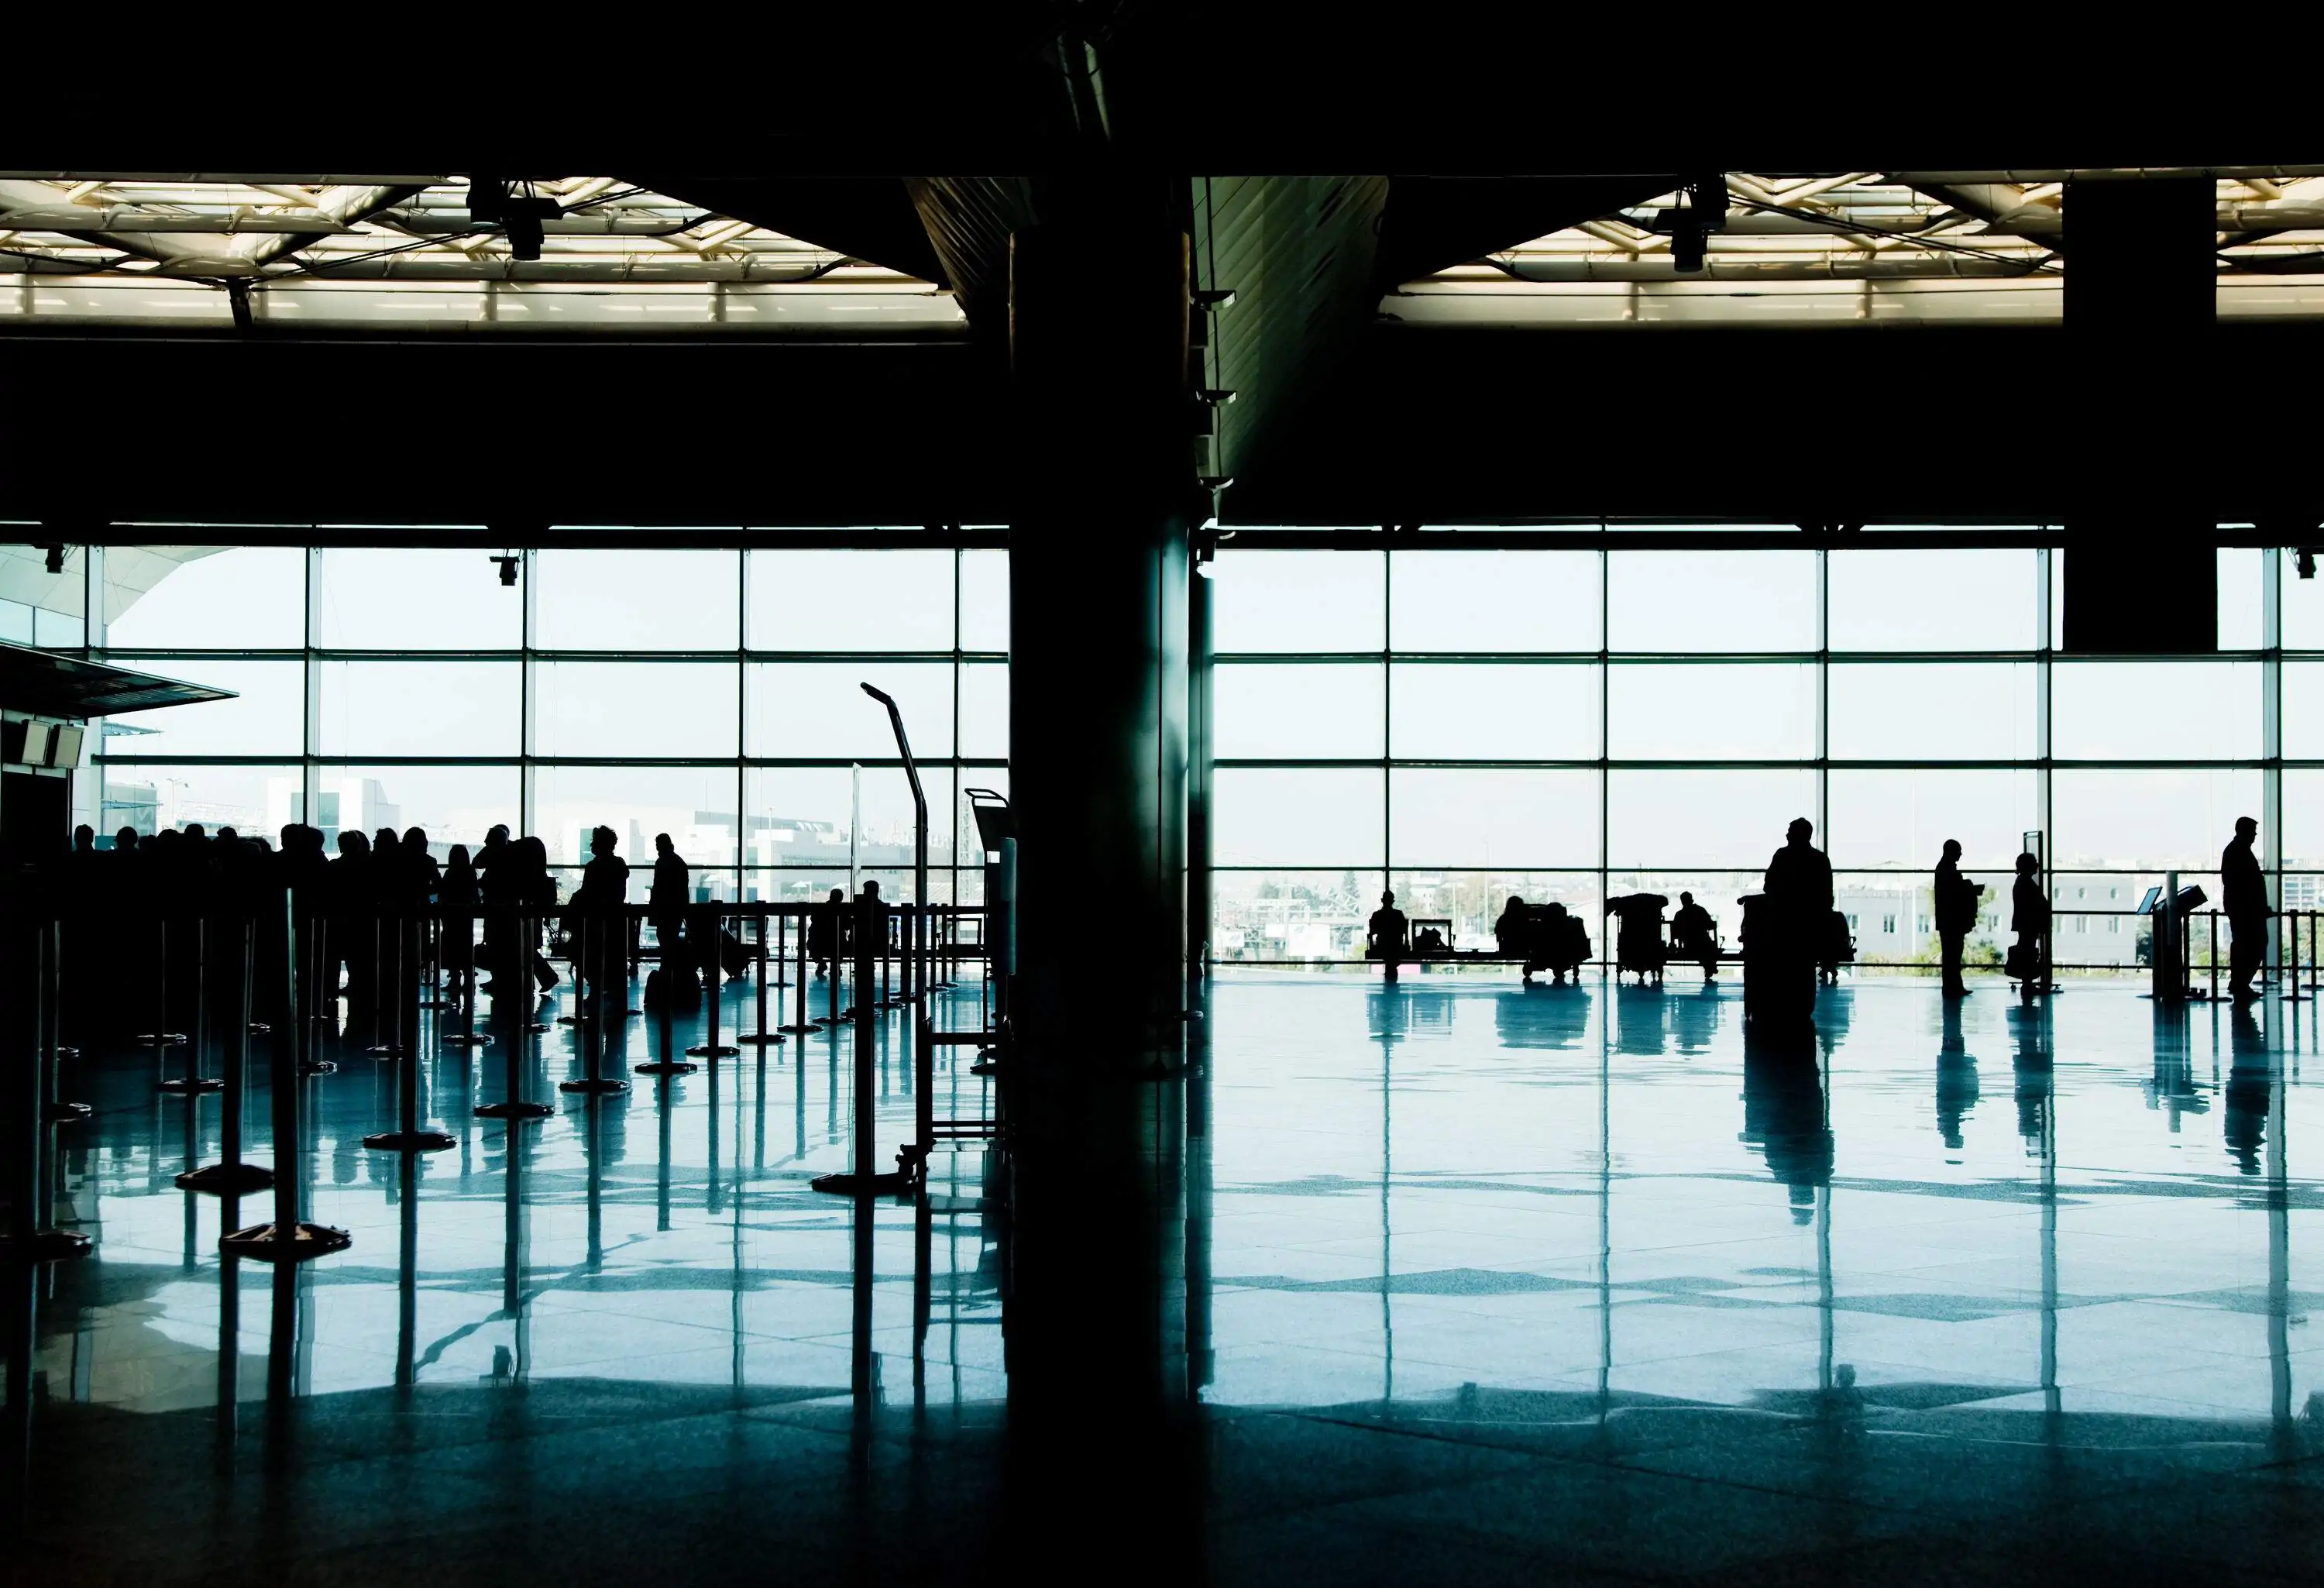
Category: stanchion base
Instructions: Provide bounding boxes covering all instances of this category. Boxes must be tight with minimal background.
[685,1044,741,1059]
[524,1022,552,1034]
[300,1059,338,1076]
[635,1060,700,1076]
[558,1077,629,1095]
[442,1033,493,1048]
[156,1076,224,1095]
[738,1032,786,1046]
[418,999,453,1012]
[876,998,909,1011]
[777,1023,821,1035]
[45,1101,93,1124]
[246,1023,271,1036]
[475,1100,552,1120]
[176,1161,277,1194]
[220,1220,351,1262]
[809,1170,916,1196]
[361,1129,456,1153]
[137,1033,187,1047]
[0,1229,93,1263]
[54,1046,80,1061]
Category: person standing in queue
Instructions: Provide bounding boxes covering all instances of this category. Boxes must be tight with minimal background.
[2009,851,2050,995]
[1368,890,1409,981]
[1934,840,1985,1000]
[810,886,846,979]
[649,832,690,968]
[2223,816,2273,1002]
[1762,818,1833,1027]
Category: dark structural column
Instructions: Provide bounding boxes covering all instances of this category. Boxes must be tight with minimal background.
[2061,176,2218,652]
[1002,177,1196,1428]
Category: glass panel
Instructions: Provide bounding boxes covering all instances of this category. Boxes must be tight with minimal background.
[106,658,302,755]
[2051,768,2264,871]
[94,762,292,837]
[2288,772,2324,871]
[748,548,953,650]
[1827,549,2040,651]
[1827,662,2039,761]
[1212,550,1383,652]
[1604,871,1761,957]
[745,765,947,869]
[1212,870,1378,962]
[33,606,83,648]
[1826,769,2041,870]
[1214,768,1383,866]
[2051,662,2262,760]
[1215,664,1381,759]
[316,548,524,648]
[1606,549,1817,653]
[318,765,519,854]
[318,661,519,757]
[2281,661,2324,760]
[106,547,305,649]
[1606,769,1818,868]
[1388,549,1600,651]
[1606,663,1815,759]
[532,548,739,651]
[534,662,739,758]
[1827,869,2014,968]
[1389,768,1597,867]
[960,548,1009,652]
[2217,547,2265,650]
[1388,663,1598,760]
[748,662,952,758]
[958,662,1007,760]
[0,600,29,644]
[533,764,742,869]
[2284,549,2324,648]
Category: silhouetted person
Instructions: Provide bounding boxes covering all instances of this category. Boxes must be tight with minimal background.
[328,828,375,1026]
[1670,891,1718,980]
[113,826,139,854]
[1934,839,1984,999]
[810,887,845,978]
[2223,816,2271,1002]
[1758,817,1831,1029]
[401,826,439,899]
[649,832,689,960]
[215,826,238,843]
[441,843,480,994]
[2009,851,2048,995]
[1367,890,1408,978]
[71,823,94,854]
[570,825,628,1006]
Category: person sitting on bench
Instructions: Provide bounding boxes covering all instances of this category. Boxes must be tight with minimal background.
[1367,891,1410,978]
[1671,891,1719,980]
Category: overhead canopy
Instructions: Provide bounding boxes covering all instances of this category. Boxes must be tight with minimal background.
[0,642,235,720]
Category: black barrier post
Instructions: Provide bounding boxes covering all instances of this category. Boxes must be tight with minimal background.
[179,919,276,1194]
[811,896,912,1195]
[821,913,845,1026]
[138,918,187,1050]
[741,912,782,1047]
[561,917,628,1095]
[222,895,349,1260]
[2,914,91,1263]
[782,906,818,1034]
[364,916,456,1153]
[443,906,490,1050]
[40,923,88,1129]
[300,911,336,1074]
[157,919,220,1095]
[366,908,403,1059]
[688,909,739,1060]
[477,909,550,1120]
[639,912,700,1078]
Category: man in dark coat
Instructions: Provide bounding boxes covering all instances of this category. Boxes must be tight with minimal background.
[1759,818,1833,1027]
[2222,816,2272,1002]
[1934,839,1985,999]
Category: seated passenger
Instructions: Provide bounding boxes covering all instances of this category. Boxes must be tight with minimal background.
[1670,891,1719,979]
[1367,891,1409,978]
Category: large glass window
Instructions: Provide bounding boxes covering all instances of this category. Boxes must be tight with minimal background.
[1390,550,1600,651]
[532,548,740,651]
[1216,664,1382,759]
[1607,549,1817,652]
[317,548,522,648]
[1389,664,1597,760]
[318,660,520,757]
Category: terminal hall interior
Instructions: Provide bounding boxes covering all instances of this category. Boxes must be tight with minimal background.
[6,31,2324,1588]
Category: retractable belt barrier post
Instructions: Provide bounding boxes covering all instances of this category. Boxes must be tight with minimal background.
[4,913,90,1263]
[364,916,454,1153]
[156,919,218,1095]
[781,905,818,1034]
[561,916,627,1096]
[741,912,782,1047]
[364,908,403,1060]
[442,906,489,1050]
[476,907,549,1121]
[178,919,275,1194]
[688,909,739,1060]
[225,893,350,1261]
[41,922,88,1128]
[2283,908,2312,1003]
[137,918,186,1050]
[300,908,335,1074]
[811,895,912,1195]
[639,910,698,1078]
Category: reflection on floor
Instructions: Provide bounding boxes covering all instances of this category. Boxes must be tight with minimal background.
[14,971,2324,1584]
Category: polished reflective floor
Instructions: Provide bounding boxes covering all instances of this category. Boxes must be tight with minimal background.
[13,969,2324,1584]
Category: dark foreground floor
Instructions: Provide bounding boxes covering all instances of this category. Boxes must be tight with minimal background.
[11,969,2323,1584]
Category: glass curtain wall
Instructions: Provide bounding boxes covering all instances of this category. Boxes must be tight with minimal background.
[1214,538,2307,972]
[86,541,1008,909]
